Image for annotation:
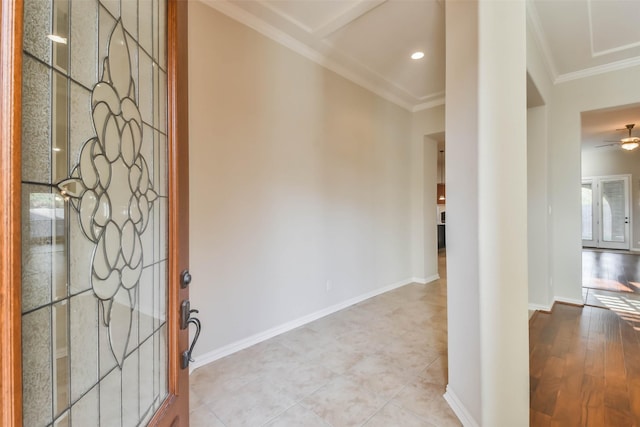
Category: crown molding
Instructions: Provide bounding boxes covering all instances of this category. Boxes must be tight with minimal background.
[199,0,423,112]
[412,95,445,112]
[555,56,640,84]
[526,0,559,82]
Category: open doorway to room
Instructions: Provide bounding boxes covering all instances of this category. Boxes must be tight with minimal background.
[580,104,640,315]
[436,144,446,253]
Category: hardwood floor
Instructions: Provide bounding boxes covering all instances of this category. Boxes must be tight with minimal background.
[582,250,640,293]
[529,303,640,426]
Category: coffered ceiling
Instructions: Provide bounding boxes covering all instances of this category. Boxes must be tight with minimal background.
[202,0,640,132]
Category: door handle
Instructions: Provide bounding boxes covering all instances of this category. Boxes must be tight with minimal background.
[181,312,201,369]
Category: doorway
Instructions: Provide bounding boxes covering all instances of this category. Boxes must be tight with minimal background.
[582,175,631,250]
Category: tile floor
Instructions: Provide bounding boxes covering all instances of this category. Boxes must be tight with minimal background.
[189,253,459,426]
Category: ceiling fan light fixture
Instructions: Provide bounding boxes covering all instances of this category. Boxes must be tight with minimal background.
[621,139,639,150]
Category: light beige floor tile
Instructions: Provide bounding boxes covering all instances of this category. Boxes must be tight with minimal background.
[301,376,385,427]
[379,339,441,374]
[274,325,340,355]
[209,378,297,427]
[364,403,431,427]
[190,405,226,427]
[265,404,330,427]
[344,353,414,400]
[302,343,366,375]
[418,355,448,386]
[190,254,456,425]
[243,340,309,378]
[391,377,461,426]
[266,359,338,401]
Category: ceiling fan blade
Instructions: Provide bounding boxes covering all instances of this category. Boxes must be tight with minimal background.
[595,142,619,148]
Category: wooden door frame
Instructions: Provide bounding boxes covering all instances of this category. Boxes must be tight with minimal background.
[150,0,191,424]
[0,0,23,424]
[0,0,190,424]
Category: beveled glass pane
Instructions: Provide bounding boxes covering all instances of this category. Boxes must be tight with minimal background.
[22,55,52,184]
[70,386,99,427]
[122,349,139,426]
[22,185,67,312]
[70,0,98,89]
[139,51,153,125]
[139,267,154,341]
[70,291,98,402]
[23,0,52,64]
[22,307,53,427]
[139,0,153,54]
[121,0,137,36]
[23,0,170,424]
[53,301,70,417]
[100,0,119,19]
[53,71,69,184]
[52,0,69,72]
[54,411,70,427]
[99,367,122,424]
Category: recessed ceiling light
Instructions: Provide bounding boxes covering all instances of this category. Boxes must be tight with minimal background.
[411,51,424,60]
[47,34,67,44]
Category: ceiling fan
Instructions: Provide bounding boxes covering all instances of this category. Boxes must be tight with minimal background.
[596,124,640,151]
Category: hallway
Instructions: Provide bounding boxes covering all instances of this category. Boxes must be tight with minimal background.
[189,255,458,426]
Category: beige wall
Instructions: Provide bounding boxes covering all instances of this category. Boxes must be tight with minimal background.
[188,2,417,360]
[411,105,445,282]
[582,148,640,250]
[549,64,640,304]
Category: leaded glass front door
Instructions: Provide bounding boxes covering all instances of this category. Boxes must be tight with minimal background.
[16,0,191,425]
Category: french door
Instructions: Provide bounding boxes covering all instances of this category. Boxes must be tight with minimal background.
[582,175,631,250]
[0,0,192,425]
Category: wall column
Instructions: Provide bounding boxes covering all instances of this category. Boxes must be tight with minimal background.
[445,0,529,425]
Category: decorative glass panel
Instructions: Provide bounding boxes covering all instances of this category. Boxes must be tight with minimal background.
[21,0,169,425]
[581,183,593,241]
[602,180,626,242]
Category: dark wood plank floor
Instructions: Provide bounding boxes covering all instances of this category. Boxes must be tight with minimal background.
[530,303,640,426]
[583,250,640,293]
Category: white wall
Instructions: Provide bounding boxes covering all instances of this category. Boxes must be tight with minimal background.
[549,65,640,303]
[528,105,551,309]
[582,148,640,250]
[411,105,445,282]
[188,2,416,360]
[446,1,529,425]
[445,1,481,423]
[526,14,555,310]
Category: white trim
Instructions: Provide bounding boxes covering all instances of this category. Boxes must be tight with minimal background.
[587,0,640,58]
[443,386,480,427]
[190,277,416,373]
[555,57,640,84]
[312,0,387,38]
[200,0,416,112]
[412,96,446,112]
[528,302,552,312]
[525,1,558,82]
[411,274,440,284]
[631,247,640,252]
[554,296,584,306]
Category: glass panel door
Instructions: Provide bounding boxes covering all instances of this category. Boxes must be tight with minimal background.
[21,0,169,425]
[599,176,630,250]
[581,180,595,247]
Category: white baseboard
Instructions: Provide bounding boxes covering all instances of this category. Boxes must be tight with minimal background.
[444,386,480,427]
[554,296,584,306]
[190,277,416,372]
[528,302,552,312]
[411,274,440,284]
